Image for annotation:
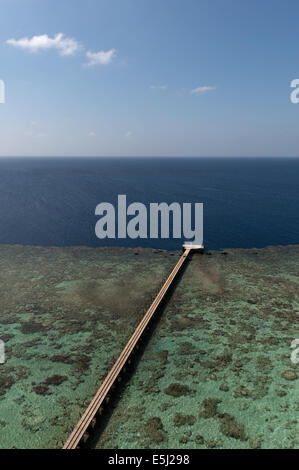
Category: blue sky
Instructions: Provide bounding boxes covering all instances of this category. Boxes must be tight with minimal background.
[0,0,299,157]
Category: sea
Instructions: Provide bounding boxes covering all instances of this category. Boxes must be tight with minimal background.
[0,156,298,251]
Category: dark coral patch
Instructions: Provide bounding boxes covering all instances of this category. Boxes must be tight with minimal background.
[144,417,166,444]
[21,322,47,334]
[173,413,195,426]
[33,384,51,395]
[219,413,246,440]
[44,375,67,386]
[0,374,15,396]
[164,383,192,397]
[201,398,221,418]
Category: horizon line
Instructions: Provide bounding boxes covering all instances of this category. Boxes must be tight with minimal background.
[0,155,299,159]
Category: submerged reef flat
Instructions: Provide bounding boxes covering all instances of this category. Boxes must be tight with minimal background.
[94,245,299,449]
[0,245,175,449]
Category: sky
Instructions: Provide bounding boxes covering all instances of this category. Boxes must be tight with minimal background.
[0,0,299,157]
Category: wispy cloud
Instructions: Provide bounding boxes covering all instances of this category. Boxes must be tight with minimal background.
[24,131,46,138]
[6,33,81,56]
[24,121,46,138]
[85,49,116,66]
[150,85,168,90]
[125,131,132,138]
[190,86,216,95]
[88,131,96,137]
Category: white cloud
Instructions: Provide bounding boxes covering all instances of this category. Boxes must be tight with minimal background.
[88,131,96,137]
[85,49,116,66]
[190,86,216,94]
[125,131,132,138]
[6,33,80,56]
[6,34,118,69]
[150,85,168,90]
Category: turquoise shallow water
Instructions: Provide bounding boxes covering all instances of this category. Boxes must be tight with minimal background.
[0,245,175,449]
[0,244,298,449]
[94,246,299,449]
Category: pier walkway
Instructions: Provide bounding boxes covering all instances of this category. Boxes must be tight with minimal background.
[63,246,201,449]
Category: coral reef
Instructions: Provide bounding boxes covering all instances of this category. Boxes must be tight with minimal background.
[0,245,174,449]
[1,244,298,449]
[94,245,299,450]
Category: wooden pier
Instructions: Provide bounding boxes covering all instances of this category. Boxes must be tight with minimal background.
[63,246,202,449]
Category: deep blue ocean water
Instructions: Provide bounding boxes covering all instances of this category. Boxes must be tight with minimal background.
[0,157,298,251]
